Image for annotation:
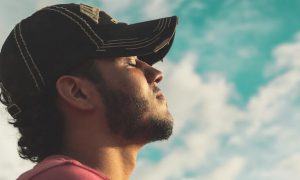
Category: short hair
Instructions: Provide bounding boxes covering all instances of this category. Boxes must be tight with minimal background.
[0,58,98,163]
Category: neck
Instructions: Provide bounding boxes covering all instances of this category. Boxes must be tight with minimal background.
[61,132,143,180]
[93,145,139,180]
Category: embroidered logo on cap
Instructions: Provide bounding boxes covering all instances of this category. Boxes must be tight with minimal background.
[80,4,100,24]
[110,18,119,24]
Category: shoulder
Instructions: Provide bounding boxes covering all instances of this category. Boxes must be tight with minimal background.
[31,163,107,180]
[17,155,109,180]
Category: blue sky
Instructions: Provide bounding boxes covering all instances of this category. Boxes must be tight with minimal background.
[1,0,300,179]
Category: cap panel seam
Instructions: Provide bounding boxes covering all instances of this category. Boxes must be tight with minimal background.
[52,6,104,44]
[19,22,46,86]
[45,8,100,49]
[13,25,41,90]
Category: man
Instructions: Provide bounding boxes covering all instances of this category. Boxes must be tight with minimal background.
[0,3,177,180]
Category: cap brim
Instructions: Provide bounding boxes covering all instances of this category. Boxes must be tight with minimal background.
[95,16,178,65]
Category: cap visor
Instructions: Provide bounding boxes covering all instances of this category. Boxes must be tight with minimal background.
[96,16,178,65]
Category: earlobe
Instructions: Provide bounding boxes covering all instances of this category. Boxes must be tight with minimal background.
[56,76,94,110]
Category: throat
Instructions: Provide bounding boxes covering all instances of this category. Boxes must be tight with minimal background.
[61,143,140,180]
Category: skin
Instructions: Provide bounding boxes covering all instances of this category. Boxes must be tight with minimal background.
[56,56,173,180]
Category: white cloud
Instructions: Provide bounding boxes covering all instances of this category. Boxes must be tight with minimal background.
[266,33,300,75]
[256,154,300,180]
[202,156,246,180]
[100,0,134,15]
[142,0,186,19]
[279,154,300,175]
[35,0,64,9]
[2,1,300,180]
[0,106,34,180]
[245,70,300,136]
[245,33,300,137]
[134,30,300,180]
[133,51,245,180]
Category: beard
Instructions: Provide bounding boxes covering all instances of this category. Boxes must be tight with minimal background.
[91,70,173,143]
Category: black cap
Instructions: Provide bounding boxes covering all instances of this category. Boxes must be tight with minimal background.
[0,3,178,118]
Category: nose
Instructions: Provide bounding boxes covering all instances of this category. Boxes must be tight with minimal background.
[144,65,163,84]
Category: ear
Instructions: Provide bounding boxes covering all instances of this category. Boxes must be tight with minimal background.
[56,75,94,110]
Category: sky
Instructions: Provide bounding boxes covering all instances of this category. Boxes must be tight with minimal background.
[1,0,300,179]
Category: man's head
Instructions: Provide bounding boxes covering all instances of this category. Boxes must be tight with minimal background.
[0,3,177,162]
[57,56,173,145]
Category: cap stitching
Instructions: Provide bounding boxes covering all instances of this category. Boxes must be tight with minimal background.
[167,18,171,27]
[19,22,46,86]
[53,6,104,44]
[55,6,151,47]
[103,37,149,46]
[154,38,170,52]
[158,18,166,31]
[98,18,168,49]
[126,37,160,50]
[101,18,171,47]
[100,37,151,48]
[153,19,162,32]
[45,8,100,49]
[125,18,169,50]
[13,26,41,90]
[129,18,169,49]
[107,37,138,43]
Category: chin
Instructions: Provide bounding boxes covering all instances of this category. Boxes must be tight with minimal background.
[143,113,174,142]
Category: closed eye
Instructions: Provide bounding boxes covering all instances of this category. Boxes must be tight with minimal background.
[128,62,137,67]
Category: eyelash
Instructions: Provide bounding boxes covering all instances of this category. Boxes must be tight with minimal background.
[128,62,137,67]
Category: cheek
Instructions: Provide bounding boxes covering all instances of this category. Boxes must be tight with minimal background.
[117,71,149,97]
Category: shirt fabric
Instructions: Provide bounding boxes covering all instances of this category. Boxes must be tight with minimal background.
[17,155,110,180]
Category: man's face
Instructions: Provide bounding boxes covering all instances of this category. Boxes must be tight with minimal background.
[91,56,173,143]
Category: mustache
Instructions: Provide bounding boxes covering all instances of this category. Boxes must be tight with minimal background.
[153,86,161,94]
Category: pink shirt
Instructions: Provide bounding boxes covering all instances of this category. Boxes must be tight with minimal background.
[17,155,110,180]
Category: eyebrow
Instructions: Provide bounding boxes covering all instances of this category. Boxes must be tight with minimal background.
[125,56,137,60]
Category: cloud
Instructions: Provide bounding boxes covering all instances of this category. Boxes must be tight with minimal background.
[245,32,300,136]
[133,51,245,180]
[100,0,133,14]
[134,30,300,179]
[202,156,246,180]
[2,1,300,180]
[256,154,300,180]
[0,106,34,180]
[266,32,300,75]
[142,0,172,18]
[35,0,64,9]
[142,0,186,19]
